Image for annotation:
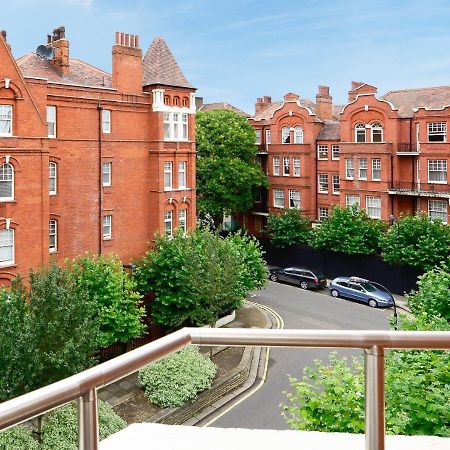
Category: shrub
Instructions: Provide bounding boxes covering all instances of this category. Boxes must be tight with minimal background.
[312,206,385,255]
[0,426,39,450]
[41,400,126,449]
[139,346,217,407]
[380,213,450,270]
[265,209,312,247]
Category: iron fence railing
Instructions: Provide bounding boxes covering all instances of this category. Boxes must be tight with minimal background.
[390,181,449,194]
[0,328,449,450]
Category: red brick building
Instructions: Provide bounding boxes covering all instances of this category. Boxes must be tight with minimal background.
[246,82,450,233]
[0,27,196,283]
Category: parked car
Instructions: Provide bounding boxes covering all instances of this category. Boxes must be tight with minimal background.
[269,266,327,290]
[328,276,394,308]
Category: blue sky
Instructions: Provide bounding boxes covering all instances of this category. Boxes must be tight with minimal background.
[3,0,450,114]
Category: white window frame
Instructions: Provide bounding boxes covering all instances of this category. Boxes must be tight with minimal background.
[372,159,381,181]
[318,174,328,193]
[273,189,284,208]
[103,215,112,240]
[182,113,188,140]
[178,208,187,232]
[331,144,340,160]
[173,113,179,138]
[164,112,189,141]
[371,122,383,143]
[366,196,381,219]
[428,160,447,183]
[427,122,446,142]
[332,174,340,194]
[255,129,261,144]
[283,157,290,176]
[164,112,171,139]
[164,210,173,236]
[102,162,112,187]
[47,106,56,138]
[0,105,12,137]
[346,194,360,208]
[49,162,57,195]
[289,190,300,209]
[358,158,368,180]
[273,156,280,176]
[293,157,300,177]
[0,163,14,201]
[345,158,354,180]
[318,207,329,221]
[102,109,111,134]
[178,161,187,189]
[355,123,366,142]
[266,129,271,145]
[49,219,57,253]
[317,144,328,160]
[293,126,303,144]
[0,228,14,266]
[164,161,173,190]
[282,126,290,144]
[428,200,448,223]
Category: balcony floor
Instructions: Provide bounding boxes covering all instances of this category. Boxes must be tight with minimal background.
[100,423,449,449]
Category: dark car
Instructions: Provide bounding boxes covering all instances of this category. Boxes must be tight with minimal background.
[328,276,394,308]
[269,266,327,290]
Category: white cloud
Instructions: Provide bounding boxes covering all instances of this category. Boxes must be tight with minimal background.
[62,0,93,7]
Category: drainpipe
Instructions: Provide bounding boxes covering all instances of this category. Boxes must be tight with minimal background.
[97,101,103,255]
[390,154,394,216]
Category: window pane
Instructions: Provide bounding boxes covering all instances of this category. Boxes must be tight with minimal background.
[49,162,57,194]
[0,163,13,199]
[282,127,290,144]
[102,110,111,133]
[0,105,12,135]
[102,162,111,186]
[0,229,14,264]
[273,157,280,176]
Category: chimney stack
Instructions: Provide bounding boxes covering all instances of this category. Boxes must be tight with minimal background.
[1,30,12,53]
[49,26,69,75]
[112,31,143,94]
[315,85,333,121]
[255,96,272,115]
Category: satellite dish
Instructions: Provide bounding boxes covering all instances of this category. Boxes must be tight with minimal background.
[36,45,55,60]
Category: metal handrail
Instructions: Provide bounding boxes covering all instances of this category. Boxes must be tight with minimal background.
[0,328,449,450]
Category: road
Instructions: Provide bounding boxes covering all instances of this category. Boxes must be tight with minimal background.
[208,280,394,430]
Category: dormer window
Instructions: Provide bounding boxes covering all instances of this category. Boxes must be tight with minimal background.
[282,126,290,144]
[0,105,12,136]
[355,123,365,142]
[371,123,383,142]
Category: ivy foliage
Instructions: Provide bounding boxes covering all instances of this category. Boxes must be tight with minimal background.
[0,426,39,450]
[41,400,127,449]
[67,253,146,347]
[312,206,386,255]
[281,275,450,437]
[196,110,268,223]
[139,346,217,407]
[0,266,97,402]
[134,228,267,327]
[380,214,450,271]
[266,209,312,247]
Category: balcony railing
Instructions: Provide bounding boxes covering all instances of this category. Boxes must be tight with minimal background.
[397,143,419,154]
[389,181,450,197]
[0,328,449,450]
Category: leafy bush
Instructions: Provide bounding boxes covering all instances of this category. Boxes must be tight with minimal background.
[41,400,126,449]
[0,426,39,450]
[265,209,312,247]
[380,214,450,270]
[68,253,146,347]
[406,267,450,322]
[139,346,217,407]
[312,206,385,255]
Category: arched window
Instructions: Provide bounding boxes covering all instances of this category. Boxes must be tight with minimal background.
[293,126,304,144]
[0,163,14,201]
[173,96,179,106]
[0,228,14,266]
[355,123,366,143]
[182,97,189,107]
[164,95,170,106]
[371,122,383,143]
[282,126,290,144]
[49,162,57,195]
[49,219,57,253]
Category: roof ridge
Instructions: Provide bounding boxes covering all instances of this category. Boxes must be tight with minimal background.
[383,85,450,97]
[70,59,111,77]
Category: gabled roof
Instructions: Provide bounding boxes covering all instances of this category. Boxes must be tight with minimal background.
[198,102,250,117]
[17,53,112,88]
[143,37,193,89]
[253,99,316,121]
[382,86,450,117]
[317,121,340,140]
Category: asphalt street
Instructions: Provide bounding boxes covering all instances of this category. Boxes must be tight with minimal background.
[209,280,394,430]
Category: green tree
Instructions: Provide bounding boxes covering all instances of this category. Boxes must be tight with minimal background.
[381,213,450,270]
[196,110,268,225]
[312,205,385,255]
[68,253,146,347]
[265,209,312,247]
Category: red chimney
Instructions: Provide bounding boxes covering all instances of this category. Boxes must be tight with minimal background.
[316,85,333,120]
[49,26,70,76]
[255,96,272,115]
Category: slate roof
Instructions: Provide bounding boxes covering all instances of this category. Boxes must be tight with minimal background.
[382,86,450,117]
[198,102,250,117]
[143,37,193,88]
[317,121,340,140]
[16,53,112,88]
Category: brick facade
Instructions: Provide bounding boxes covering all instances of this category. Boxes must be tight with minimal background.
[0,28,196,284]
[245,83,450,233]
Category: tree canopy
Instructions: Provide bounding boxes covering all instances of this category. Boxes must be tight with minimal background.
[266,209,312,247]
[196,110,268,224]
